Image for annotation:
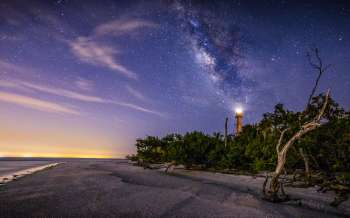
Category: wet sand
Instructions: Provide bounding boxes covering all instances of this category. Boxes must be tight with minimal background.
[0,159,346,218]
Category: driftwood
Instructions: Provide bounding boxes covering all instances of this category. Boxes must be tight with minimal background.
[165,161,177,173]
[263,89,330,202]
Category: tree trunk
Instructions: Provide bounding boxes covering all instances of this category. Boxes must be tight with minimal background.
[224,117,228,148]
[299,147,311,184]
[264,89,330,202]
[271,154,286,191]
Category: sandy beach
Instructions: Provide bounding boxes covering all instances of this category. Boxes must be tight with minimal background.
[0,159,348,218]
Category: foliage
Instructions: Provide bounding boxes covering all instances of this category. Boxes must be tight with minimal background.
[131,95,350,204]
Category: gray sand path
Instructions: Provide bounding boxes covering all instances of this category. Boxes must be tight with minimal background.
[0,160,346,218]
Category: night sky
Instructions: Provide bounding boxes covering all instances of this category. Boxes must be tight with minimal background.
[0,0,349,158]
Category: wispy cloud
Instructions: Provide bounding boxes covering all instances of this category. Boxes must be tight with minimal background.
[0,91,80,115]
[109,101,165,117]
[75,77,94,91]
[0,80,34,93]
[0,79,165,117]
[69,37,138,79]
[0,80,22,89]
[94,19,157,37]
[17,81,106,103]
[0,59,31,75]
[69,18,156,80]
[126,85,147,101]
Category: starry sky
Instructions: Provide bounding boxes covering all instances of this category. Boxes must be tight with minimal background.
[0,0,349,158]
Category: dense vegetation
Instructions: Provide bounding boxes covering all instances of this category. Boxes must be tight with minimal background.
[130,94,350,205]
[130,49,349,205]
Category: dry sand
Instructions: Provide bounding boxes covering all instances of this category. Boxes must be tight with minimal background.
[0,159,348,218]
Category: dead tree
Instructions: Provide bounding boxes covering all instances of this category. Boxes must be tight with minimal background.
[224,117,228,148]
[297,48,332,183]
[263,48,332,201]
[263,89,330,202]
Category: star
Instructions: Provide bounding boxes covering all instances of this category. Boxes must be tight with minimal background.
[0,0,349,158]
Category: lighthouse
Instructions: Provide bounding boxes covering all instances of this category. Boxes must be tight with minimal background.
[235,108,243,135]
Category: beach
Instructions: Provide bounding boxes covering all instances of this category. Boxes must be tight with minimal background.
[0,159,348,218]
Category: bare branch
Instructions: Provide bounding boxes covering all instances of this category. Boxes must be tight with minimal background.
[306,52,319,69]
[281,89,330,155]
[264,48,332,203]
[306,48,330,107]
[315,89,330,122]
[314,48,323,69]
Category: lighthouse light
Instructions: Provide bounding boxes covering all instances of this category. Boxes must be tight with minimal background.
[235,107,243,115]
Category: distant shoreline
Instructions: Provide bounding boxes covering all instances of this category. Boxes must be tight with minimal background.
[0,157,125,161]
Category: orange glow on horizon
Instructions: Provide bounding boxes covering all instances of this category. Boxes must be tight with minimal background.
[0,95,136,160]
[0,152,119,159]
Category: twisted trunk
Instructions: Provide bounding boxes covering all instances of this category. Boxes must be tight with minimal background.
[264,89,330,202]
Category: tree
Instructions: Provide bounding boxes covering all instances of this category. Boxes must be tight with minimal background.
[297,48,332,182]
[263,90,330,202]
[262,47,332,202]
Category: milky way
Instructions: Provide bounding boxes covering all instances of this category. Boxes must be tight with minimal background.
[0,0,349,157]
[173,1,249,108]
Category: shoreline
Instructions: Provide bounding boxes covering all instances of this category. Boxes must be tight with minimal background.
[0,163,62,185]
